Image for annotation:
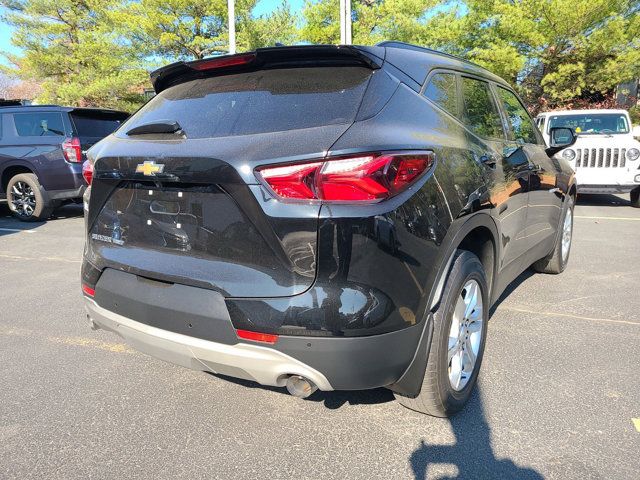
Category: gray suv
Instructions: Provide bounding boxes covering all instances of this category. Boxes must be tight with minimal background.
[0,105,128,221]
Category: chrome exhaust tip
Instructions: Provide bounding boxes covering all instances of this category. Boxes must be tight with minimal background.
[286,375,318,398]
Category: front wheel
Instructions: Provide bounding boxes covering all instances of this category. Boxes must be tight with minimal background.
[395,250,489,417]
[7,173,53,222]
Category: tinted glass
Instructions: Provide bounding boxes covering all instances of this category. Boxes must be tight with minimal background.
[460,77,504,139]
[122,67,372,139]
[14,112,65,137]
[71,114,127,138]
[424,73,458,116]
[548,113,629,135]
[496,87,538,144]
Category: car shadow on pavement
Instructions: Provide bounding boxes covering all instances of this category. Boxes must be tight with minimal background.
[0,202,83,237]
[489,268,535,317]
[576,193,630,207]
[409,387,543,480]
[206,372,395,409]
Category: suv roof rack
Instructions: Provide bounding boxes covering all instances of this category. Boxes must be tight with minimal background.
[376,41,485,70]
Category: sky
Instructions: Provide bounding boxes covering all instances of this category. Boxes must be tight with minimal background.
[0,0,305,65]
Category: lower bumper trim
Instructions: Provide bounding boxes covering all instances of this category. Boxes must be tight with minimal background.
[84,297,333,391]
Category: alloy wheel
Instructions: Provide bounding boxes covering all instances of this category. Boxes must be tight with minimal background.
[448,279,483,391]
[10,181,36,218]
[561,207,573,263]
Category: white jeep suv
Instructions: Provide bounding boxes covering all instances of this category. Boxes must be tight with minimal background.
[535,109,640,207]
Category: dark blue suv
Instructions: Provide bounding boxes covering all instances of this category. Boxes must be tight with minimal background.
[0,105,129,221]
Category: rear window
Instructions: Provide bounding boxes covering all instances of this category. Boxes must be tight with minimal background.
[13,112,65,137]
[120,67,373,139]
[71,113,128,138]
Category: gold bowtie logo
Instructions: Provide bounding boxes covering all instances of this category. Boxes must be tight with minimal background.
[135,161,165,176]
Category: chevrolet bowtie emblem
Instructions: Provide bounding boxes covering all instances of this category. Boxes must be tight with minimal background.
[136,161,165,176]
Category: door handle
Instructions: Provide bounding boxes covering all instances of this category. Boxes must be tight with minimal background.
[528,163,542,172]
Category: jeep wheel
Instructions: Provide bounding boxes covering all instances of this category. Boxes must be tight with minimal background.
[395,250,488,417]
[631,188,640,208]
[7,173,53,222]
[532,195,574,274]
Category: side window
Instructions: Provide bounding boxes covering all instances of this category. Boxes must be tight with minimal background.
[424,72,458,117]
[13,112,65,137]
[495,87,539,144]
[460,77,504,139]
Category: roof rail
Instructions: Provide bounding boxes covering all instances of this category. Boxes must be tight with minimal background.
[376,41,485,70]
[0,103,61,109]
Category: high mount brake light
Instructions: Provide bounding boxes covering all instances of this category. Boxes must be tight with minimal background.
[82,160,94,185]
[62,137,82,163]
[257,152,434,202]
[190,53,257,71]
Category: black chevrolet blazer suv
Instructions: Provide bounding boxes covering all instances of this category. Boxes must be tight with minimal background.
[81,42,577,416]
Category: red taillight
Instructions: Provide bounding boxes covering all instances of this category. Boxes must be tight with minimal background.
[190,53,256,71]
[257,152,433,203]
[62,137,82,163]
[82,284,95,297]
[236,329,279,344]
[82,160,94,185]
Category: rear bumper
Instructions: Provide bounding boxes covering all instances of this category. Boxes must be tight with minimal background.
[578,184,639,194]
[84,297,334,391]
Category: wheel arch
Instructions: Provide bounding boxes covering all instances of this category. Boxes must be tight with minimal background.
[389,211,499,397]
[1,162,37,195]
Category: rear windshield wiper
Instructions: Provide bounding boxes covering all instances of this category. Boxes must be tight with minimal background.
[126,120,182,136]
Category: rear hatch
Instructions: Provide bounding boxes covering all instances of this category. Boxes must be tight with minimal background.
[86,52,379,298]
[70,109,129,156]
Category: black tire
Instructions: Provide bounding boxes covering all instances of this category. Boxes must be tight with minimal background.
[395,250,489,417]
[6,173,53,222]
[631,188,640,208]
[532,196,574,274]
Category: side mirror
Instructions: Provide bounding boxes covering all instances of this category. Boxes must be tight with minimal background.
[546,127,577,157]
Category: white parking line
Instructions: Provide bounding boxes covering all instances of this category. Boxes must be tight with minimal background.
[0,228,36,233]
[575,216,640,221]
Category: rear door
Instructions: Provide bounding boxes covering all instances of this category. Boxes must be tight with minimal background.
[87,65,376,298]
[458,75,530,268]
[0,110,74,191]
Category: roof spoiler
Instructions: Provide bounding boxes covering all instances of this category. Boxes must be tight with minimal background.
[150,45,385,94]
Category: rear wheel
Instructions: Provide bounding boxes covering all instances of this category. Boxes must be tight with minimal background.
[631,188,640,208]
[7,173,53,222]
[395,250,488,417]
[532,196,574,274]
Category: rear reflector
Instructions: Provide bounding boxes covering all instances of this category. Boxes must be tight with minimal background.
[190,53,257,71]
[236,329,279,344]
[62,137,82,163]
[82,160,94,185]
[82,284,95,297]
[257,151,433,202]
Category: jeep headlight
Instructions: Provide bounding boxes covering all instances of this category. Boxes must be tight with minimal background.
[562,148,576,161]
[626,148,640,161]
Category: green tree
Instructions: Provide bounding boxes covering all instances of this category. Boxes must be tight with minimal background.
[301,0,442,45]
[115,0,298,61]
[0,0,149,111]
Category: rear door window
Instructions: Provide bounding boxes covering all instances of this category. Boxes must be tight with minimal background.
[121,67,373,139]
[424,72,459,117]
[495,87,539,144]
[460,77,504,139]
[13,112,65,137]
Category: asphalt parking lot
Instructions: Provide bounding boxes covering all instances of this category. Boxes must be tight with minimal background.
[0,195,638,480]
